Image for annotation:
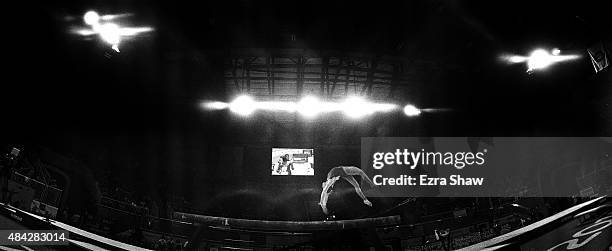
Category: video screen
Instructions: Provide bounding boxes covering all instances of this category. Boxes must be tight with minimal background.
[271,148,314,176]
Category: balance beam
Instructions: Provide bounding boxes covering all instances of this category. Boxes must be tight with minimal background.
[175,212,401,232]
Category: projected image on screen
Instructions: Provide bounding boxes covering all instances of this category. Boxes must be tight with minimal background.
[271,148,314,176]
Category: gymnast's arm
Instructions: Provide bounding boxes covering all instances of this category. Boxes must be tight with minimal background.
[319,176,340,214]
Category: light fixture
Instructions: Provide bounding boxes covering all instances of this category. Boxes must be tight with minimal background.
[202,101,229,110]
[527,49,554,71]
[98,23,121,52]
[229,95,256,116]
[403,104,421,116]
[502,48,581,73]
[551,48,561,56]
[215,95,406,118]
[83,11,100,26]
[297,96,321,118]
[343,96,373,118]
[78,10,153,52]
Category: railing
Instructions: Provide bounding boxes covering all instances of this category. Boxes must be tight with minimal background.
[85,199,196,239]
[11,171,62,207]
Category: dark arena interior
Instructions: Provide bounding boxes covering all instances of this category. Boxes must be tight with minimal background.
[1,0,612,250]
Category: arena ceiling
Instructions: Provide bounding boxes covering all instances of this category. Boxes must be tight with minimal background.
[0,0,610,224]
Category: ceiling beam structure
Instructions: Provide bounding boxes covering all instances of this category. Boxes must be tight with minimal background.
[223,48,464,102]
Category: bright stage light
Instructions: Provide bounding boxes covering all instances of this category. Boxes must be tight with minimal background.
[74,29,96,36]
[117,27,155,36]
[551,48,561,56]
[97,23,123,52]
[403,104,421,117]
[506,55,527,63]
[202,101,229,110]
[99,23,121,44]
[100,13,133,21]
[503,48,581,73]
[214,95,403,118]
[83,11,100,26]
[297,96,321,118]
[343,97,372,118]
[527,49,554,71]
[79,10,154,53]
[258,101,296,112]
[230,95,256,116]
[373,103,398,113]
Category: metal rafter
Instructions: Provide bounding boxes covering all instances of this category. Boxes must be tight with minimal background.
[296,56,304,96]
[328,58,345,98]
[360,56,379,96]
[388,62,400,99]
[321,56,329,95]
[222,49,464,101]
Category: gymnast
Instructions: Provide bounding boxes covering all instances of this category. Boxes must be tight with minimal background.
[319,166,376,215]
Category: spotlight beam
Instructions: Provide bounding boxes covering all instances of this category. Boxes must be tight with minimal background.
[79,10,153,52]
[403,104,421,117]
[502,48,581,72]
[204,96,402,118]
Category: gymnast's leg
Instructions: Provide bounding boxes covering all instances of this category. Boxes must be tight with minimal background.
[341,166,376,189]
[343,176,372,207]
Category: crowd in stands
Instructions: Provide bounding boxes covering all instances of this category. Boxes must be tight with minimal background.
[111,227,189,250]
[153,236,188,251]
